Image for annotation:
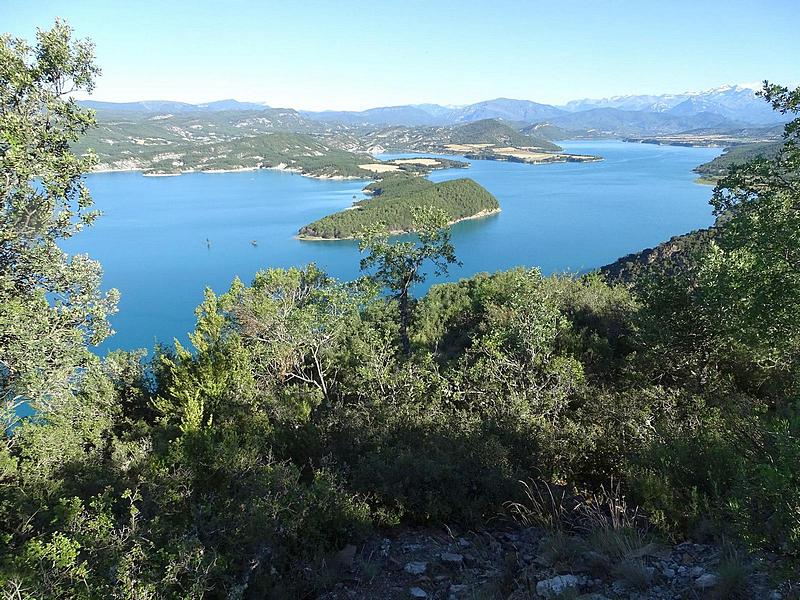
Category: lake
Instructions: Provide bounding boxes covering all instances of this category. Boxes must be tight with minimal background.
[64,140,721,352]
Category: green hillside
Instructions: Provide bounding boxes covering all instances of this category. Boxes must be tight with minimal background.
[298,176,499,239]
[449,118,561,150]
[694,140,783,177]
[75,111,375,177]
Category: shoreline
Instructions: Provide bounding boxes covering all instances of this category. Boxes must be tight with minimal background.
[296,207,501,242]
[90,163,367,181]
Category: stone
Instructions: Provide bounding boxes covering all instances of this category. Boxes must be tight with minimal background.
[409,587,428,599]
[690,566,705,577]
[663,567,676,578]
[694,573,718,589]
[457,537,470,548]
[448,584,469,599]
[404,561,428,575]
[440,552,464,566]
[536,574,580,598]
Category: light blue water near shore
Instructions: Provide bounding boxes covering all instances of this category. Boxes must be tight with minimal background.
[63,140,721,352]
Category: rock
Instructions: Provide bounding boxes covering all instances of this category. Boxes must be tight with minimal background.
[440,552,464,566]
[448,583,469,599]
[404,561,428,575]
[536,574,580,598]
[690,566,705,578]
[694,573,718,589]
[409,587,428,599]
[662,567,676,578]
[403,543,423,553]
[627,542,670,560]
[576,595,611,600]
[380,538,391,557]
[457,537,470,548]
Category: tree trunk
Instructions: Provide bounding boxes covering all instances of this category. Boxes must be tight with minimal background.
[399,288,411,356]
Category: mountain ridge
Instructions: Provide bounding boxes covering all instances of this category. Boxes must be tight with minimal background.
[78,84,790,143]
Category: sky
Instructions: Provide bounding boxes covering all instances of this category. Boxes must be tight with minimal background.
[1,0,798,111]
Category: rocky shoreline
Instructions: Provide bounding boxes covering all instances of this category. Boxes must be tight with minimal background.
[91,162,365,180]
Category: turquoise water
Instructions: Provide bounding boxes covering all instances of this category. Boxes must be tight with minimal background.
[63,141,721,352]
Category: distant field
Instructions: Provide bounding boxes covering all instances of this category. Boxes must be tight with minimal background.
[358,163,401,173]
[393,158,441,166]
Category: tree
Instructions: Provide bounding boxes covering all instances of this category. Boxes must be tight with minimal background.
[0,20,118,419]
[358,206,460,355]
[705,82,800,382]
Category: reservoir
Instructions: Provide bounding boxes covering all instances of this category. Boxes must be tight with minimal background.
[64,140,721,351]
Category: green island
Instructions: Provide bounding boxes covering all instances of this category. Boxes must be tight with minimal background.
[297,176,500,239]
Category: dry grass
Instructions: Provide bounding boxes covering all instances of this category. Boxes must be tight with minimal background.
[712,545,751,599]
[392,158,440,166]
[505,480,573,531]
[492,148,558,161]
[444,143,494,152]
[357,163,400,173]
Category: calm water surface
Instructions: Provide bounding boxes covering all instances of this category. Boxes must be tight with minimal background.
[64,140,721,351]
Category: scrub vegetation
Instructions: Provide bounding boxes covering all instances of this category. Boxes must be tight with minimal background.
[2,22,799,599]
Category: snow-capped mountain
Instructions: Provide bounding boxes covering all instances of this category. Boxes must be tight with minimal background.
[563,84,780,124]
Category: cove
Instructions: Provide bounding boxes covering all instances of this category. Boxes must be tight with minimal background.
[63,140,721,352]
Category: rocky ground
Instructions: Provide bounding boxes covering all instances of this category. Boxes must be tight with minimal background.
[316,524,797,600]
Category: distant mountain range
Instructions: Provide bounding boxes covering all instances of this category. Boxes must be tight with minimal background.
[300,98,566,127]
[80,99,272,112]
[79,84,788,137]
[562,84,780,125]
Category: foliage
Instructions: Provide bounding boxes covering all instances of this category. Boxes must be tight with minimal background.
[0,21,118,418]
[448,118,560,150]
[693,140,783,178]
[2,21,800,597]
[359,206,460,354]
[622,81,800,557]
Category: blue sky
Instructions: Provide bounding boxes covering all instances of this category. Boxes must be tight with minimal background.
[2,0,797,110]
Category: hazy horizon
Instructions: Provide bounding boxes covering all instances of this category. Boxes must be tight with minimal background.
[2,0,798,111]
[76,82,770,113]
